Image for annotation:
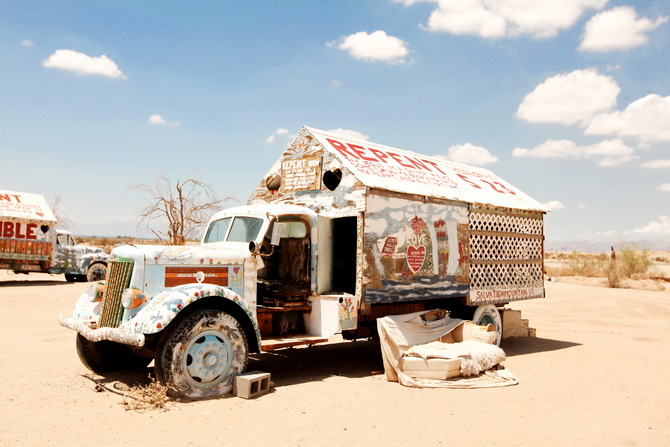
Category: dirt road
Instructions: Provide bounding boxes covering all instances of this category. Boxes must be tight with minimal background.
[1,271,668,446]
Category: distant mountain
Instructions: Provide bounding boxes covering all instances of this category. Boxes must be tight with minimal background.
[545,240,670,252]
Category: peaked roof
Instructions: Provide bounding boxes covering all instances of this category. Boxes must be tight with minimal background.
[0,189,57,224]
[305,126,549,213]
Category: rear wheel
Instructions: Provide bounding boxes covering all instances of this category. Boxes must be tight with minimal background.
[86,262,107,282]
[76,334,151,373]
[155,309,248,399]
[472,304,502,346]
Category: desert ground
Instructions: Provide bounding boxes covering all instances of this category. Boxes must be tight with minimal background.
[1,270,669,447]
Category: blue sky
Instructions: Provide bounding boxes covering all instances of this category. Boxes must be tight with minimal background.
[1,0,669,243]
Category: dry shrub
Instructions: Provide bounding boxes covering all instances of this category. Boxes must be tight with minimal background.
[120,378,174,412]
[606,261,621,288]
[617,244,652,278]
[563,251,607,277]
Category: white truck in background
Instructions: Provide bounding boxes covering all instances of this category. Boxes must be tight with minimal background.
[0,189,109,282]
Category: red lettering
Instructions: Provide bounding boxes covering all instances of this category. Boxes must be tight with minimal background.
[422,159,447,175]
[3,221,14,238]
[26,223,37,239]
[0,194,21,203]
[368,148,390,163]
[387,152,414,169]
[15,222,26,239]
[405,156,431,172]
[457,173,482,189]
[346,144,378,162]
[326,138,359,159]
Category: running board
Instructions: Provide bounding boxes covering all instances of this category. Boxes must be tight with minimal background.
[260,334,329,351]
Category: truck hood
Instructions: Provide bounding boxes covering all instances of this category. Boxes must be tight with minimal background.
[112,242,252,266]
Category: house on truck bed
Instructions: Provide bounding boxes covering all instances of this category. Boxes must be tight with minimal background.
[60,126,548,400]
[249,127,549,344]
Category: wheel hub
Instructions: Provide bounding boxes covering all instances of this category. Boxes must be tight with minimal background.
[183,330,233,387]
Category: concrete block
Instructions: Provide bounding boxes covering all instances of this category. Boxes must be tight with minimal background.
[234,371,271,399]
[500,308,536,339]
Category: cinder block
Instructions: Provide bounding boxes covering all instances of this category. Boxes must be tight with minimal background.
[234,371,271,399]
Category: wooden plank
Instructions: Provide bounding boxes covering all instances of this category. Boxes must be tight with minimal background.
[260,335,329,351]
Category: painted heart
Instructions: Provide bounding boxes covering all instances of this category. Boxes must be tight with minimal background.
[406,245,426,273]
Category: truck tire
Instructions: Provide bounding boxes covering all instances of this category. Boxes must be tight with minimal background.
[86,262,107,282]
[155,309,248,399]
[472,304,502,346]
[76,334,151,373]
[65,274,77,283]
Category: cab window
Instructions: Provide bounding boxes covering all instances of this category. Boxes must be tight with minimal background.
[204,217,231,243]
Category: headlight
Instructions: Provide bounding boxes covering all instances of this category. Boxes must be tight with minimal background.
[86,282,106,302]
[121,288,146,309]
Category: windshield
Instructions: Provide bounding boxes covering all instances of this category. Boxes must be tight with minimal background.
[203,216,264,243]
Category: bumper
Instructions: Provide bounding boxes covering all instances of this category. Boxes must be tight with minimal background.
[59,315,146,347]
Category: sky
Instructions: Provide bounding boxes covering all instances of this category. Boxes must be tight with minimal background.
[1,0,669,244]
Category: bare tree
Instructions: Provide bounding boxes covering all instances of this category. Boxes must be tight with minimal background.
[132,173,231,245]
[49,195,74,230]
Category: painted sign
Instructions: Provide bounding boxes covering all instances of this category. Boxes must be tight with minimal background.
[305,127,548,212]
[470,286,544,304]
[0,190,57,224]
[281,156,322,193]
[363,193,469,303]
[165,266,229,287]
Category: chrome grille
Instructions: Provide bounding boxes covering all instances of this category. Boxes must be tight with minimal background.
[98,260,134,328]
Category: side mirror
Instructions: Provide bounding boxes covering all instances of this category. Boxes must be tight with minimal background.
[271,223,283,246]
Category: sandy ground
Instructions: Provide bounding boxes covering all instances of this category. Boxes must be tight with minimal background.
[1,270,669,447]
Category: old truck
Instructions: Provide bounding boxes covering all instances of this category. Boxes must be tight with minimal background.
[0,190,109,282]
[60,126,548,399]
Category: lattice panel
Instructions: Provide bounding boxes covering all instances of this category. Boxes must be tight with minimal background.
[469,211,543,235]
[470,263,544,290]
[470,235,543,261]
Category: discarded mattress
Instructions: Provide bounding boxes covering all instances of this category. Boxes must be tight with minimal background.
[377,309,518,388]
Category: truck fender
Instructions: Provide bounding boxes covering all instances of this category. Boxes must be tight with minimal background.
[79,252,109,273]
[129,283,261,350]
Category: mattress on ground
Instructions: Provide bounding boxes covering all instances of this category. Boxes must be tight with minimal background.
[399,356,462,380]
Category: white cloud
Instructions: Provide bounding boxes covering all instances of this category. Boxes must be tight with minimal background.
[579,6,668,52]
[331,80,343,88]
[21,40,34,47]
[395,0,606,39]
[543,200,566,211]
[148,114,167,125]
[633,216,670,234]
[334,30,410,64]
[658,184,670,192]
[585,94,670,142]
[326,128,370,141]
[513,138,636,166]
[265,128,290,144]
[642,160,670,169]
[42,49,127,79]
[439,143,499,166]
[516,69,619,125]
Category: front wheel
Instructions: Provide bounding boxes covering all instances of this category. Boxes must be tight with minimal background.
[155,309,248,400]
[86,262,107,282]
[472,304,502,346]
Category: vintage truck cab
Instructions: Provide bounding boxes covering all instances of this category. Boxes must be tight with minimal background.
[61,126,548,399]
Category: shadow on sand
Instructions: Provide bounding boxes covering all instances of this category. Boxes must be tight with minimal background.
[0,279,69,287]
[502,336,581,356]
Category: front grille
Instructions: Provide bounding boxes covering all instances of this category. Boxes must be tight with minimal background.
[98,260,134,328]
